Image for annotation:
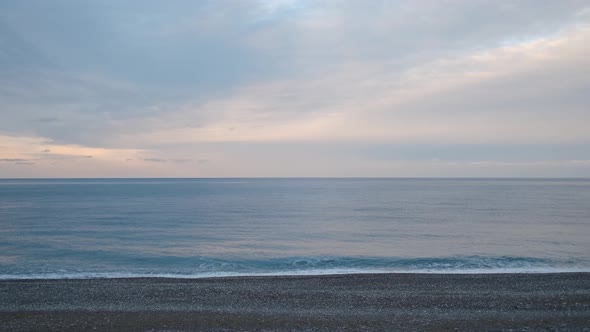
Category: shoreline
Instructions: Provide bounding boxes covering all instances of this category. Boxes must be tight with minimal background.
[1,272,589,331]
[2,268,590,281]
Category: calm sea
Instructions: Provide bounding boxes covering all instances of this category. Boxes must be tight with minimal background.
[0,178,589,279]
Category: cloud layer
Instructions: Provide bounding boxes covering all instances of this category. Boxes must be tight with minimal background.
[1,0,589,177]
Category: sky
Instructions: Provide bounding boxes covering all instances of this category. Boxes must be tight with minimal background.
[0,0,589,178]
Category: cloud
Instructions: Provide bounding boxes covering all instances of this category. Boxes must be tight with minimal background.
[0,134,140,165]
[0,158,35,166]
[171,159,192,164]
[35,117,60,123]
[0,158,29,163]
[0,1,588,177]
[142,158,167,163]
[139,158,192,163]
[119,24,590,147]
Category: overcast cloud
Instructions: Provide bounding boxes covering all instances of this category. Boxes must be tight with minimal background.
[1,0,589,177]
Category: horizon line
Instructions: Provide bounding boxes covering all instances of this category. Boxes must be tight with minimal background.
[1,177,589,180]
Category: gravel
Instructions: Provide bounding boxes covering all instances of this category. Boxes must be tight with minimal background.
[1,273,589,331]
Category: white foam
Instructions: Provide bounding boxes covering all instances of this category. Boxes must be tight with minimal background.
[1,266,589,280]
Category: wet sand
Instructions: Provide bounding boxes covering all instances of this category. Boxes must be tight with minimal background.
[1,273,589,331]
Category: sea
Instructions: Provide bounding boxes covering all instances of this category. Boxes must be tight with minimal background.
[0,178,589,279]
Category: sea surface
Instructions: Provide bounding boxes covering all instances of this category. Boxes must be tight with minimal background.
[0,178,589,279]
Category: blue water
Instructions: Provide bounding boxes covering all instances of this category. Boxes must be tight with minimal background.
[0,178,589,279]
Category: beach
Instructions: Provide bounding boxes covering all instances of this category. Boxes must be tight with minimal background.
[1,273,589,331]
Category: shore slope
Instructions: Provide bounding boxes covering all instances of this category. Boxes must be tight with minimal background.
[1,273,589,331]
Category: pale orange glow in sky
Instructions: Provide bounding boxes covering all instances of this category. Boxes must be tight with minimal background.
[1,1,589,177]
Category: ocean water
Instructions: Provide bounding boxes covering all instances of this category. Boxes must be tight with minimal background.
[0,178,589,279]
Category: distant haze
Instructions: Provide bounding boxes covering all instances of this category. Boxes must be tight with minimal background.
[1,1,589,177]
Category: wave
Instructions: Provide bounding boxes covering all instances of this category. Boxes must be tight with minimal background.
[0,256,588,280]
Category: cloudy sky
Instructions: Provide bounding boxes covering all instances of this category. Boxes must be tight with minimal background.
[0,0,589,177]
